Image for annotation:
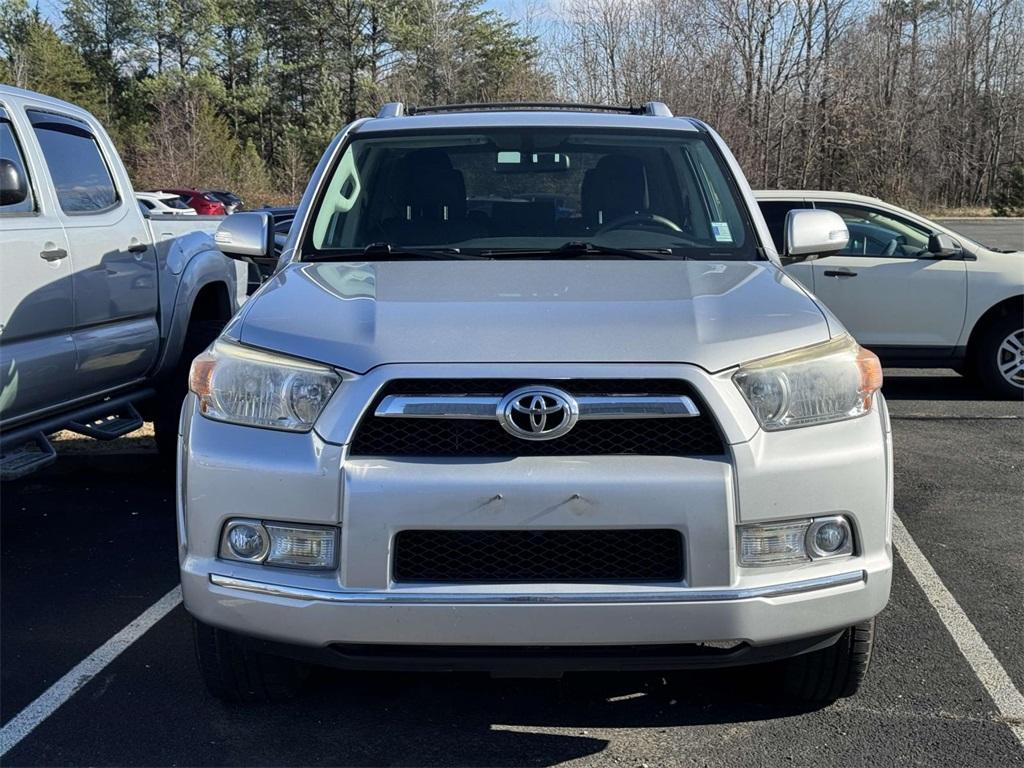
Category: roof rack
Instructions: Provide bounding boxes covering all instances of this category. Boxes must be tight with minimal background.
[375,101,673,119]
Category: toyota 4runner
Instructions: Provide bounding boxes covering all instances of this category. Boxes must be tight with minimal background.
[178,102,893,703]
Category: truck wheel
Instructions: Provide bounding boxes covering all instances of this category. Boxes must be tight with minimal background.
[779,619,875,703]
[153,319,223,459]
[974,314,1024,399]
[193,619,309,703]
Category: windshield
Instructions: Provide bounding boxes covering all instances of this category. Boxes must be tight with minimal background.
[161,196,191,210]
[304,127,760,260]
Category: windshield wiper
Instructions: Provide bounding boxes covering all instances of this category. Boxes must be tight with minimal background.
[307,242,489,261]
[482,242,676,260]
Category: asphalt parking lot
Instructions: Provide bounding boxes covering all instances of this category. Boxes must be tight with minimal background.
[1,370,1022,767]
[935,218,1024,252]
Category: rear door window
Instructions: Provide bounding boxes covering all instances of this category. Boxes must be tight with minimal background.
[28,110,119,214]
[0,115,35,214]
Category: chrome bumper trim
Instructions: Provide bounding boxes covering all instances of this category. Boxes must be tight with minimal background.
[375,394,701,420]
[209,570,866,605]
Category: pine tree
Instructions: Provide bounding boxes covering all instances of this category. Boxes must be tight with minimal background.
[0,2,103,114]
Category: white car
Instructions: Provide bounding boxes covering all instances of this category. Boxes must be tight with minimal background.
[136,191,197,215]
[756,190,1023,397]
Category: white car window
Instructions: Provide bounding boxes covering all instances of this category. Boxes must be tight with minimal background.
[816,203,931,258]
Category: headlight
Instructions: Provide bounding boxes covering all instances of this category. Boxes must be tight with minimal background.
[732,335,882,430]
[189,340,342,431]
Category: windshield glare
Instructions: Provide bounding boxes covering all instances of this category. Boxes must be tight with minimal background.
[306,128,759,260]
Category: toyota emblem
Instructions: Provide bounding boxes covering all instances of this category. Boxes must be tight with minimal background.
[497,386,579,441]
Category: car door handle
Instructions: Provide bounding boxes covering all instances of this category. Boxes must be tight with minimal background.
[39,247,68,262]
[823,269,857,278]
[127,241,148,253]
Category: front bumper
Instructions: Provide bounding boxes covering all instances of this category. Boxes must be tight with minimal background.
[182,566,888,649]
[178,363,894,654]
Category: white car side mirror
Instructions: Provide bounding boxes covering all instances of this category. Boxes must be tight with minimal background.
[784,209,849,261]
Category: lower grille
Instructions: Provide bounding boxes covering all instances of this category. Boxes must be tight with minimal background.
[393,529,684,583]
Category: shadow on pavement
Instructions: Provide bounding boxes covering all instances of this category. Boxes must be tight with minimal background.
[880,369,990,401]
[189,664,823,766]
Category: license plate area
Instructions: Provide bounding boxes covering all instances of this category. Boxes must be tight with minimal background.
[392,528,684,583]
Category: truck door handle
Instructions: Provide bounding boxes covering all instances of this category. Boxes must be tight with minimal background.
[127,241,148,253]
[39,247,68,262]
[823,269,857,278]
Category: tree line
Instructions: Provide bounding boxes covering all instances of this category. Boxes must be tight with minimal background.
[1,0,1021,213]
[547,0,1024,213]
[0,0,547,204]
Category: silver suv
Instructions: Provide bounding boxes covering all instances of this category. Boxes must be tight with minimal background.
[179,103,893,703]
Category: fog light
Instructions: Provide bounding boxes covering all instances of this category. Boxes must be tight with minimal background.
[738,520,811,566]
[219,519,338,569]
[264,523,337,569]
[807,517,854,558]
[739,515,854,566]
[223,520,268,561]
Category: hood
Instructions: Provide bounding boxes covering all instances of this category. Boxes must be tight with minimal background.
[234,260,831,373]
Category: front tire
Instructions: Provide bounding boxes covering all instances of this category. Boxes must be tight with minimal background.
[779,619,875,703]
[975,314,1024,399]
[193,619,309,703]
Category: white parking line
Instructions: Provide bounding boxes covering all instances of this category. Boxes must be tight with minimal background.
[0,586,182,758]
[893,513,1024,746]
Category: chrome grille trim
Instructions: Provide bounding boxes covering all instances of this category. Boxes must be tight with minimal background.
[376,394,700,420]
[575,396,700,419]
[376,395,501,420]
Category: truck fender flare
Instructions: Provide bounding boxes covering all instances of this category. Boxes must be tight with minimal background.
[153,247,238,380]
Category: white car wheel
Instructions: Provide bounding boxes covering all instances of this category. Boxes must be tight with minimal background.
[996,329,1024,389]
[977,313,1024,399]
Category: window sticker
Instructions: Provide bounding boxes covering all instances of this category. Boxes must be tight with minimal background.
[711,221,733,243]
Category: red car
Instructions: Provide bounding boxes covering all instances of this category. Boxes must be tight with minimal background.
[153,188,226,216]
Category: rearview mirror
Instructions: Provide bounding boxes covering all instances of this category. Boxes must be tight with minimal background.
[495,151,571,173]
[214,212,273,262]
[928,233,960,258]
[0,158,29,206]
[782,209,849,263]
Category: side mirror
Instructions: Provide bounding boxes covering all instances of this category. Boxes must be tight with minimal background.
[0,158,30,206]
[214,212,274,262]
[782,209,849,264]
[928,233,960,258]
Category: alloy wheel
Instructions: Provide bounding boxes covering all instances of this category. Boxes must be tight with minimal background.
[996,329,1024,389]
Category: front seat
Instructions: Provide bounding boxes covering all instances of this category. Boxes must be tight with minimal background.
[385,150,481,244]
[581,154,647,228]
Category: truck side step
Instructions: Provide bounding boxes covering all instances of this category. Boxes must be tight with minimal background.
[66,403,144,440]
[0,432,57,481]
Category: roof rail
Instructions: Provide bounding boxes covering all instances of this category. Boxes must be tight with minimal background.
[375,101,674,118]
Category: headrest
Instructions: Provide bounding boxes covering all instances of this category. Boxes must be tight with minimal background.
[582,154,646,226]
[395,150,466,221]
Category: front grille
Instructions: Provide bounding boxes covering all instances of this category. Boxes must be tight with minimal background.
[350,379,725,457]
[393,529,684,583]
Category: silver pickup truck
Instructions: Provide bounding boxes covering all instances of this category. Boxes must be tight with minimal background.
[0,86,246,477]
[180,102,893,705]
